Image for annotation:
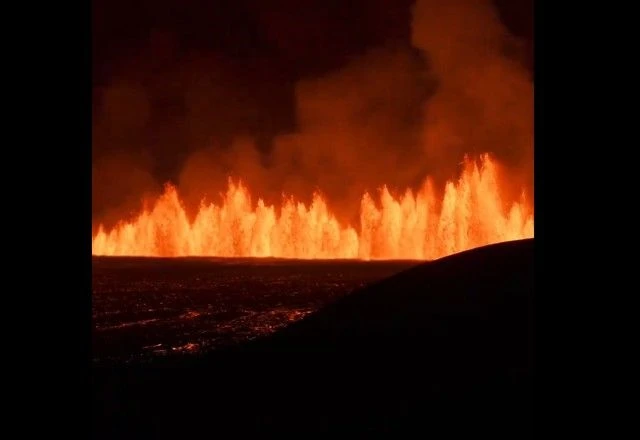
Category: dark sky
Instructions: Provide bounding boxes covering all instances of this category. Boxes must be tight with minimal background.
[92,0,533,225]
[93,0,532,83]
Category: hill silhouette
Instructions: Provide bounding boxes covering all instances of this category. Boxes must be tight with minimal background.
[93,239,534,438]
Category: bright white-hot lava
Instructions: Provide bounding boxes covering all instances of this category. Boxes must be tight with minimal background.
[92,154,533,260]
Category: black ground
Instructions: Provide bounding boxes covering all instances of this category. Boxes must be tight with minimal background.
[93,239,534,438]
[92,258,415,363]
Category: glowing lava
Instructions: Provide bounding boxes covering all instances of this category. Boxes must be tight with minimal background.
[92,155,533,260]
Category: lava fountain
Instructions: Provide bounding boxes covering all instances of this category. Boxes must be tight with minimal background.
[92,154,533,260]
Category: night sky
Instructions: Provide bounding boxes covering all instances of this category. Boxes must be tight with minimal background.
[92,0,533,226]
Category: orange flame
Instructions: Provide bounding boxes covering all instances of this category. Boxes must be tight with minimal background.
[92,155,533,260]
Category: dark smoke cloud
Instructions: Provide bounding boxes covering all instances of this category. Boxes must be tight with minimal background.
[270,46,433,221]
[178,45,433,223]
[91,40,287,226]
[93,0,533,227]
[177,0,533,222]
[412,0,533,193]
[91,151,159,232]
[92,81,161,230]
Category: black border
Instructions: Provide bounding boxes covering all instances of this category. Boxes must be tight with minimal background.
[11,0,92,433]
[534,0,610,433]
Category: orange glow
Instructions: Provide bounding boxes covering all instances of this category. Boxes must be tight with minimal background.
[92,155,533,260]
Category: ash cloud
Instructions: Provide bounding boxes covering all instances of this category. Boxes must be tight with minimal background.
[179,46,433,224]
[411,0,533,196]
[178,0,533,223]
[91,35,285,227]
[92,82,161,231]
[93,0,533,227]
[92,151,159,232]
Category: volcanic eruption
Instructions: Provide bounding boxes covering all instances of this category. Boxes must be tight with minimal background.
[92,155,532,259]
[92,0,534,260]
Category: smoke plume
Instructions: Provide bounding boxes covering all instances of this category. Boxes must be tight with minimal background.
[411,0,533,195]
[93,0,533,228]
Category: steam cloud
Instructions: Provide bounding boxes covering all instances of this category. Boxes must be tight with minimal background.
[92,0,533,228]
